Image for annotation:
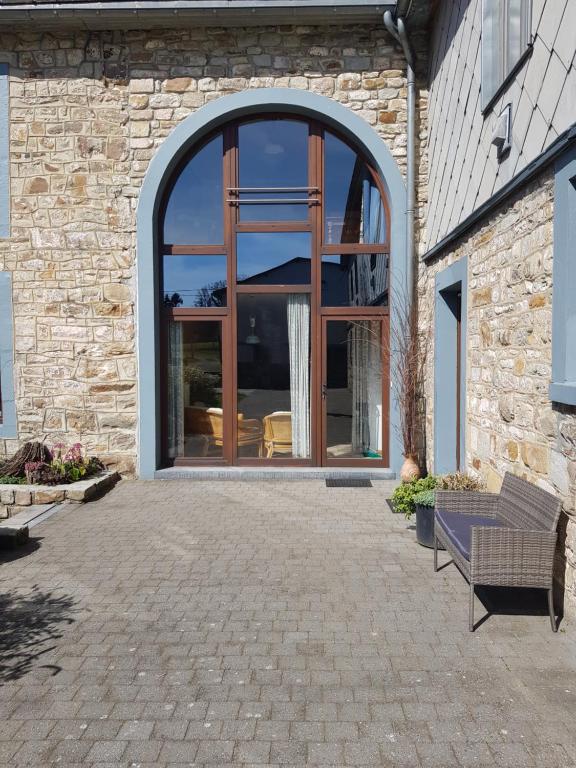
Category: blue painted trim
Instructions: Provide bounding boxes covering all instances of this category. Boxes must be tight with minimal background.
[0,63,9,239]
[550,143,576,407]
[434,257,467,474]
[136,88,407,479]
[549,382,576,406]
[0,272,16,438]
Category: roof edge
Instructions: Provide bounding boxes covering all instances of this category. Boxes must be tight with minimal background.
[422,123,576,264]
[0,2,395,28]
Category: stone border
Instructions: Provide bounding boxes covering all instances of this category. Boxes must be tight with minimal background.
[0,471,119,518]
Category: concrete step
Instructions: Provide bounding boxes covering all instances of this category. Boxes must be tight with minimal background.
[155,466,397,481]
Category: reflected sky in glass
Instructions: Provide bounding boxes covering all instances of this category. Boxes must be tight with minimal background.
[163,255,227,307]
[239,119,308,187]
[239,120,309,221]
[324,131,386,245]
[239,192,309,222]
[163,135,224,245]
[237,232,312,284]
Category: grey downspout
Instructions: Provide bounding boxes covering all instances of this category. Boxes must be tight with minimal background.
[383,10,416,307]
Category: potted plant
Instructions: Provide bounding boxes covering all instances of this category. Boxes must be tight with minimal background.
[412,488,437,548]
[390,474,437,517]
[411,473,484,548]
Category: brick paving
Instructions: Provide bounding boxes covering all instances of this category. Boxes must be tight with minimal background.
[0,479,575,767]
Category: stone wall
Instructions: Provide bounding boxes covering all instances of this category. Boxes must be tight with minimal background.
[419,171,576,616]
[0,25,426,475]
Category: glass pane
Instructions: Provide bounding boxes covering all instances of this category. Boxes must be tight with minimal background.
[163,255,227,308]
[322,254,389,307]
[325,320,382,459]
[238,192,310,222]
[167,321,223,459]
[507,0,523,72]
[163,134,223,245]
[237,232,311,285]
[238,119,309,221]
[324,132,386,245]
[237,293,310,459]
[481,0,501,107]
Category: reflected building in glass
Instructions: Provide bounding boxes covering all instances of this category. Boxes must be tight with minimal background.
[159,116,390,467]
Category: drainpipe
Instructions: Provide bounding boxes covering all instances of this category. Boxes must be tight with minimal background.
[383,9,416,308]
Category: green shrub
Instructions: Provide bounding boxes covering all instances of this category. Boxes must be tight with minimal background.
[391,473,484,520]
[413,489,436,508]
[391,475,437,519]
[0,475,27,485]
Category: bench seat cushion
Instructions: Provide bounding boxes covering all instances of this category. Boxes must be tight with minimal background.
[435,509,503,561]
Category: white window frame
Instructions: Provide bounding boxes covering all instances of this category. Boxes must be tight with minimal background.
[481,0,532,112]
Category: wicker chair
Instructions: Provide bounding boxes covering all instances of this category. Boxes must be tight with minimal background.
[433,472,562,632]
[263,412,292,458]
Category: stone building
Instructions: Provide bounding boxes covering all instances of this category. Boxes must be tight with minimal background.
[0,0,574,615]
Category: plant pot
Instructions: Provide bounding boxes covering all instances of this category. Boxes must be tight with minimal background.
[400,454,421,483]
[415,503,443,549]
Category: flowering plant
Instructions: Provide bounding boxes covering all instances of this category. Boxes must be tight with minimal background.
[24,443,105,485]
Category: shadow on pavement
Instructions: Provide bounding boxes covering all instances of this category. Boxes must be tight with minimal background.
[0,542,77,681]
[475,585,560,629]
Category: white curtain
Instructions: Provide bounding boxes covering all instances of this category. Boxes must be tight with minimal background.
[287,294,310,458]
[351,320,382,455]
[167,321,184,458]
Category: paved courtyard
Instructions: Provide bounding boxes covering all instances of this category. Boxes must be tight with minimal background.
[0,480,575,767]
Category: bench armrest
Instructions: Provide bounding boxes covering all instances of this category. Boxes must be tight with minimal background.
[470,527,557,587]
[435,491,500,517]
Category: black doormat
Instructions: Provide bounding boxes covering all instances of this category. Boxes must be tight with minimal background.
[325,478,372,487]
[385,498,398,513]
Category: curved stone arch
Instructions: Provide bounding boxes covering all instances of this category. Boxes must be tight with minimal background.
[136,88,407,477]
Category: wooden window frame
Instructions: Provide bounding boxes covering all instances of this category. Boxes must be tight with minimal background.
[159,115,391,467]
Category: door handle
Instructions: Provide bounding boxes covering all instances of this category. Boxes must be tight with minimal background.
[321,383,327,399]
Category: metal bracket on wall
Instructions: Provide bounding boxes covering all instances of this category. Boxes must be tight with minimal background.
[491,103,512,161]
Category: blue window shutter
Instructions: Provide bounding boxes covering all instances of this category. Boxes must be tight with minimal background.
[0,272,16,437]
[550,146,576,406]
[0,63,9,238]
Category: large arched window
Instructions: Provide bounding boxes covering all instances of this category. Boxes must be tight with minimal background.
[160,116,390,467]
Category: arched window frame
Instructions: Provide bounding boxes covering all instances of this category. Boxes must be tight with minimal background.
[136,89,408,479]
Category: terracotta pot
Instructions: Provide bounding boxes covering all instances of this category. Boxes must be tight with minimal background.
[400,454,421,483]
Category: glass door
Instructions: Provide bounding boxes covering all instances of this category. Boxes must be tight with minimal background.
[159,115,391,467]
[164,317,231,465]
[321,316,388,466]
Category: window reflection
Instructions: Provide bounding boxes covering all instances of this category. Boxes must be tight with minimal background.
[237,294,310,459]
[321,254,388,307]
[163,134,224,245]
[167,321,224,458]
[238,120,309,221]
[324,131,386,245]
[237,232,312,285]
[325,319,382,459]
[163,255,227,308]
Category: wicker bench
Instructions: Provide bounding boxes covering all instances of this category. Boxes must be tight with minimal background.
[433,472,562,632]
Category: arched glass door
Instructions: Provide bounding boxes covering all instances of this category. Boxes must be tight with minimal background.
[160,116,390,466]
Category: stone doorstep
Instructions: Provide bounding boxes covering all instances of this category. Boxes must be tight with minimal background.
[0,503,55,540]
[155,466,397,481]
[0,521,29,541]
[0,470,119,514]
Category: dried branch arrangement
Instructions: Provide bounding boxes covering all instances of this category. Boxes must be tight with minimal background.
[389,285,427,465]
[0,441,52,478]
